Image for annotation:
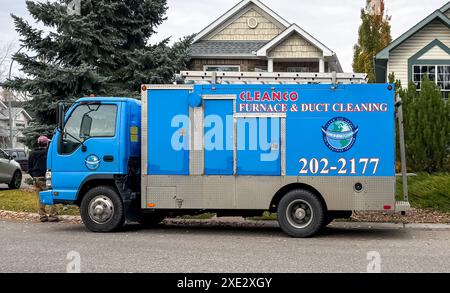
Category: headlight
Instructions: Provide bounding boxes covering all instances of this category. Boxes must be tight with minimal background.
[45,170,52,189]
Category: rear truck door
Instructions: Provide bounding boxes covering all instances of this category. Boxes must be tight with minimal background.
[203,99,234,175]
[51,102,122,201]
[236,116,281,176]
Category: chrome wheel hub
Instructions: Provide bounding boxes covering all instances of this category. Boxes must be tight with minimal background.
[88,196,114,224]
[294,208,306,220]
[286,200,313,229]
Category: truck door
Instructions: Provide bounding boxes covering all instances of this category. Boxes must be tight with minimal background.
[51,102,122,199]
[203,99,234,175]
[236,117,281,176]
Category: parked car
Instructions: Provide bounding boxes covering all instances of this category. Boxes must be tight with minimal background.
[0,148,22,189]
[4,149,29,172]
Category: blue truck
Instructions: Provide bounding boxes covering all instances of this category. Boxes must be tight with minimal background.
[40,71,410,237]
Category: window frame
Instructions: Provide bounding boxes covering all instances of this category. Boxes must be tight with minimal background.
[58,103,118,155]
[412,64,450,92]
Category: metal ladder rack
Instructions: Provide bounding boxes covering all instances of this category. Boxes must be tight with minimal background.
[177,71,368,85]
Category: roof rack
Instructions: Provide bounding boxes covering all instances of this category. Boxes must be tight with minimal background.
[177,71,368,85]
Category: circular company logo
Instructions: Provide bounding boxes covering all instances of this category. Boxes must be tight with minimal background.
[321,117,359,153]
[85,155,100,170]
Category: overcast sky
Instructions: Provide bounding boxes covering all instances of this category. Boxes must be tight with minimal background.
[0,0,447,73]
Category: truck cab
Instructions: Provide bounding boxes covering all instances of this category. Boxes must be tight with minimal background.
[40,97,142,230]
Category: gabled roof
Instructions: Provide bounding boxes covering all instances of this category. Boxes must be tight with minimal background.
[256,24,334,57]
[0,107,33,121]
[376,7,450,60]
[191,41,267,58]
[440,1,450,14]
[193,0,290,43]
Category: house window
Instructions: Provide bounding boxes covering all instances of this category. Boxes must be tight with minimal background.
[203,65,240,72]
[413,65,450,100]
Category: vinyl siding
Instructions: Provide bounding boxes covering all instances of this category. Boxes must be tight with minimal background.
[268,33,323,59]
[388,20,450,85]
[209,7,282,41]
[418,45,450,60]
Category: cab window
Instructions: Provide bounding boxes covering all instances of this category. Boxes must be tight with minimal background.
[60,104,117,154]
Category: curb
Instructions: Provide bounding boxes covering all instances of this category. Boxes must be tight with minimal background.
[1,210,450,230]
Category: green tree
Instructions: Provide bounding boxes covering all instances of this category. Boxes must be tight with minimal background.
[353,0,392,82]
[402,78,450,172]
[4,0,192,147]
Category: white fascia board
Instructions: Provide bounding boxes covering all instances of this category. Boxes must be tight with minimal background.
[193,0,290,43]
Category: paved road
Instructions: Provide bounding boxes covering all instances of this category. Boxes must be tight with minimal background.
[0,220,449,273]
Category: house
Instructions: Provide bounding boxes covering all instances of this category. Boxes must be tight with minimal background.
[0,99,33,149]
[189,0,342,73]
[375,1,450,100]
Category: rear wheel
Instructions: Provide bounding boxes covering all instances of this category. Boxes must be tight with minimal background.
[8,170,22,190]
[277,189,325,238]
[80,186,124,232]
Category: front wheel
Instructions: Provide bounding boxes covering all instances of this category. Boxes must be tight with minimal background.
[80,186,125,232]
[8,170,22,189]
[277,189,325,238]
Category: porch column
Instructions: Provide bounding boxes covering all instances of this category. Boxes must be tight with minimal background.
[268,58,274,73]
[319,58,325,73]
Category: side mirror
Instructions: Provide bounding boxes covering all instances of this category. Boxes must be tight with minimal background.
[80,114,93,139]
[57,103,65,132]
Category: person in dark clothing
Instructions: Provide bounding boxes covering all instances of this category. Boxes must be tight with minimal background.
[28,136,58,222]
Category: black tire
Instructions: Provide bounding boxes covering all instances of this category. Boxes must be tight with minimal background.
[80,186,125,233]
[8,170,22,190]
[277,189,326,238]
[138,211,167,228]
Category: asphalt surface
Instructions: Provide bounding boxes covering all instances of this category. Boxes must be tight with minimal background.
[0,219,449,273]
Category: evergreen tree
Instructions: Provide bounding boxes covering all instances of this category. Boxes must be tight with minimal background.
[4,0,192,147]
[353,0,392,82]
[402,79,450,172]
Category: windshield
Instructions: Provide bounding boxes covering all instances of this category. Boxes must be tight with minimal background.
[60,104,117,154]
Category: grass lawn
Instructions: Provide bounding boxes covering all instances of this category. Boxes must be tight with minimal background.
[0,173,448,217]
[0,188,79,216]
[396,173,450,213]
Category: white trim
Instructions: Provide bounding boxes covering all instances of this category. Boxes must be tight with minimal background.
[203,65,241,72]
[13,109,33,121]
[0,101,6,110]
[143,84,194,90]
[203,95,237,100]
[192,0,290,43]
[256,24,334,57]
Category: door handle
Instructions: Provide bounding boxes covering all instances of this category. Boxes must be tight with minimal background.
[103,155,114,162]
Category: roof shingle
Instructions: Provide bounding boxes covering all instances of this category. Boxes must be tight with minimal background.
[190,41,267,57]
